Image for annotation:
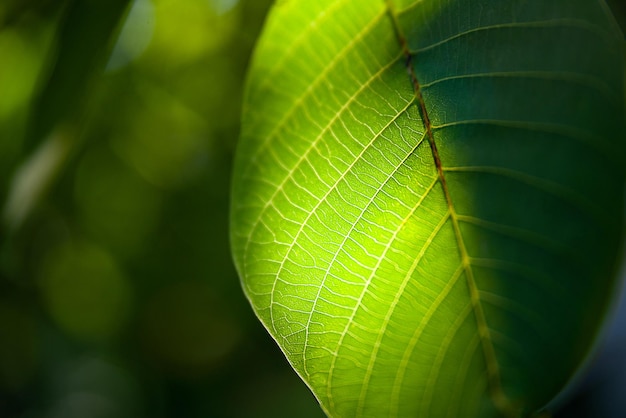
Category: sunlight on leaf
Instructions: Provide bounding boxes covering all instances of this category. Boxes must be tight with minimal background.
[231,1,626,417]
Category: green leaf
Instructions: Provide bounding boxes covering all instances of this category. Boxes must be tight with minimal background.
[230,1,626,417]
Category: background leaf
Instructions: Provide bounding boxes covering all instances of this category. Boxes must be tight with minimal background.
[231,1,626,417]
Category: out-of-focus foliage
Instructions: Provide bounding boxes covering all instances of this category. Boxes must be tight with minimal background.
[0,1,624,417]
[0,0,326,417]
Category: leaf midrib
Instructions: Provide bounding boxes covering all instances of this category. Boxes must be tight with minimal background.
[386,1,516,416]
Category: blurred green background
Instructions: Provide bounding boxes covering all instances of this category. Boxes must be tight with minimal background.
[0,1,624,417]
[0,0,326,416]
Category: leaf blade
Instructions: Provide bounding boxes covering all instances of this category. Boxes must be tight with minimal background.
[231,1,626,417]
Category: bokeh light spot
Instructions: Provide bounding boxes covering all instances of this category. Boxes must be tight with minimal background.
[74,147,161,257]
[148,0,237,66]
[39,241,132,342]
[111,85,210,188]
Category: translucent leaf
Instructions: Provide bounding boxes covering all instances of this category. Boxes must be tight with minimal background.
[231,1,626,416]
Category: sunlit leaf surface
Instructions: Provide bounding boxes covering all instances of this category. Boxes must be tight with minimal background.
[231,0,626,417]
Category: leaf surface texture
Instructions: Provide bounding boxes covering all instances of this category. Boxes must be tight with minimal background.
[231,1,626,416]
